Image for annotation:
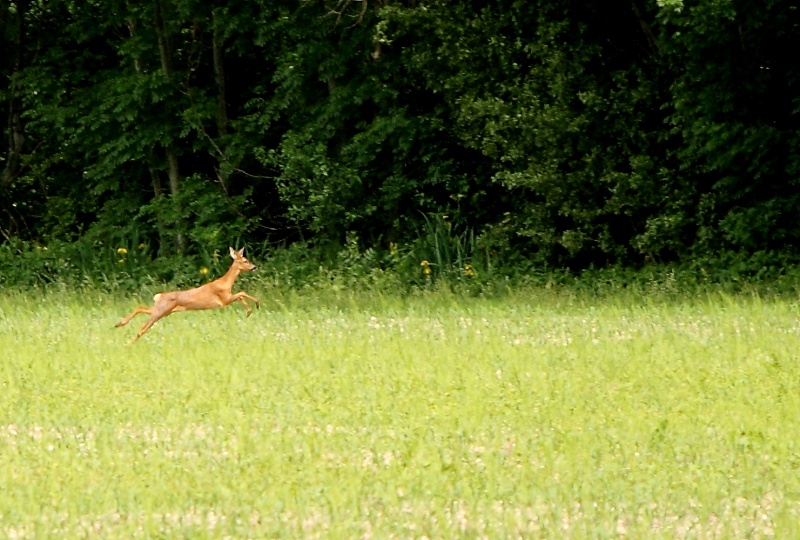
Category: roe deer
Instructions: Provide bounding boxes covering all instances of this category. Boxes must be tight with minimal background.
[115,246,260,342]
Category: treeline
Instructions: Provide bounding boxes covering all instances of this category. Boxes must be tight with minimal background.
[1,0,799,279]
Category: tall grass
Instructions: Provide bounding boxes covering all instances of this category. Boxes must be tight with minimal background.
[1,287,799,537]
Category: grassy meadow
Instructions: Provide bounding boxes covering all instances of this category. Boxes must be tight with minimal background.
[1,285,799,538]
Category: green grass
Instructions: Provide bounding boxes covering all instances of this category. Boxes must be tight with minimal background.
[1,287,799,538]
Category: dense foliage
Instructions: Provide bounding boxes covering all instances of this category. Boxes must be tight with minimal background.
[2,0,799,284]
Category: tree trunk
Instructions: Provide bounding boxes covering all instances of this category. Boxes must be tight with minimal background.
[1,0,28,189]
[127,17,170,254]
[165,147,180,202]
[211,9,230,192]
[212,9,228,139]
[153,0,186,254]
[154,0,173,76]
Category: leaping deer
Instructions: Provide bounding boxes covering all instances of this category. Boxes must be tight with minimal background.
[115,246,260,342]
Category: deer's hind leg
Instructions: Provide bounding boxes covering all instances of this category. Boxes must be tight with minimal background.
[115,306,154,328]
[132,298,179,342]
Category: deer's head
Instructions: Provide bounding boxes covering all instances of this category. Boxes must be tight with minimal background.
[230,246,257,272]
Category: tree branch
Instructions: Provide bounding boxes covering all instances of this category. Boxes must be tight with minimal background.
[631,0,660,59]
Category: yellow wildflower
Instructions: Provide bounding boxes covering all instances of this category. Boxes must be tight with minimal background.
[117,247,128,255]
[423,267,432,275]
[420,260,430,267]
[200,267,210,276]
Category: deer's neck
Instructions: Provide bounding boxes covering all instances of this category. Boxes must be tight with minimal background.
[216,263,240,290]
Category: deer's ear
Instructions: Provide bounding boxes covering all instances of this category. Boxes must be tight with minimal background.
[238,247,245,257]
[229,246,237,259]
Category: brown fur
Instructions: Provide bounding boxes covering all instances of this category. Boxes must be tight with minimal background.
[115,247,259,342]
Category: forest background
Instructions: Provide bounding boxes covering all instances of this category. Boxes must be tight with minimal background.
[2,0,799,291]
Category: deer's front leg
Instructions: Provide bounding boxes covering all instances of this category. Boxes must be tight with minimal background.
[237,298,253,317]
[230,292,260,317]
[239,292,260,309]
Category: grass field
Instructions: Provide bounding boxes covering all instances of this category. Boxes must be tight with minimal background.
[1,286,799,538]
